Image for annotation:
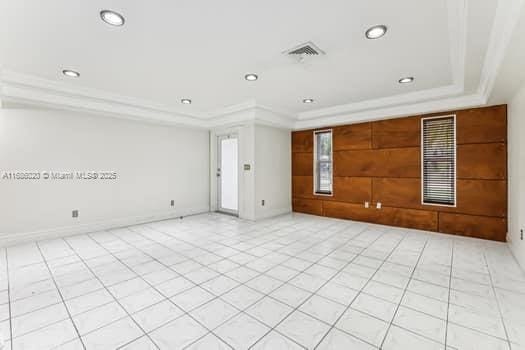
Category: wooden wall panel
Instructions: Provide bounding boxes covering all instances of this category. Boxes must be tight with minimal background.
[333,123,372,151]
[371,178,507,218]
[330,177,372,204]
[439,213,507,242]
[334,148,420,178]
[372,178,421,210]
[293,198,323,216]
[291,104,508,242]
[323,201,438,231]
[457,143,506,180]
[323,201,378,223]
[292,152,313,176]
[292,176,314,199]
[378,207,438,231]
[456,105,507,144]
[292,130,313,153]
[372,116,420,149]
[456,180,507,217]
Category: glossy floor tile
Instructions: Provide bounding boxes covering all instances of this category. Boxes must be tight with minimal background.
[0,212,524,349]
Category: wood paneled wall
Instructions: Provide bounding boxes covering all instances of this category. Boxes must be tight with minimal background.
[292,105,508,241]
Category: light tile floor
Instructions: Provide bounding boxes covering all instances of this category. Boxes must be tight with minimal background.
[1,213,525,350]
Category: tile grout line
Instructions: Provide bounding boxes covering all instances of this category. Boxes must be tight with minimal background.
[131,218,372,348]
[33,226,496,350]
[444,238,455,349]
[33,242,87,350]
[247,225,381,350]
[5,214,518,350]
[137,219,434,350]
[84,229,239,350]
[482,251,513,349]
[126,218,364,349]
[377,240,430,349]
[60,237,160,349]
[5,250,13,350]
[111,225,287,349]
[313,229,410,349]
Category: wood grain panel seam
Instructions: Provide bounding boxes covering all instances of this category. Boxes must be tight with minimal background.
[456,177,507,181]
[303,199,506,220]
[437,212,507,220]
[333,146,420,152]
[457,141,507,146]
[321,200,431,213]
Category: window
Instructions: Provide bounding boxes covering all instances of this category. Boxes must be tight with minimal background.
[314,130,333,195]
[422,115,456,206]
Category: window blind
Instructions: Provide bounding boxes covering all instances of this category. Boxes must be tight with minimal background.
[422,116,456,206]
[314,130,332,195]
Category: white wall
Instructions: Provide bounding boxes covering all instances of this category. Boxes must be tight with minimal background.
[508,82,525,270]
[0,107,210,245]
[254,124,291,220]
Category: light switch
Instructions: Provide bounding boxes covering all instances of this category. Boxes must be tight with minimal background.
[376,202,382,209]
[365,201,369,208]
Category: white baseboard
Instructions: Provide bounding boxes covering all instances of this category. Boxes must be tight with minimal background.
[255,206,292,220]
[0,205,210,247]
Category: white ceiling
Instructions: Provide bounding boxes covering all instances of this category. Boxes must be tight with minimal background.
[0,0,523,128]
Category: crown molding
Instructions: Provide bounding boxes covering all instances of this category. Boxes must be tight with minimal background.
[0,70,207,128]
[203,99,257,119]
[0,0,520,131]
[207,104,295,129]
[294,93,484,130]
[478,0,525,102]
[0,70,202,118]
[297,84,464,120]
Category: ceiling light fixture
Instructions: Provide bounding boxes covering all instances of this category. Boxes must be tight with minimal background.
[398,77,415,84]
[365,25,387,39]
[244,73,258,81]
[62,69,80,78]
[181,99,192,104]
[100,10,125,26]
[303,98,314,103]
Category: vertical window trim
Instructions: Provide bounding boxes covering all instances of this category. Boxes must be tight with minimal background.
[421,114,457,207]
[313,129,333,196]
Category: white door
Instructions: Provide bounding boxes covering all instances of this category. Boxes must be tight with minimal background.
[217,134,238,215]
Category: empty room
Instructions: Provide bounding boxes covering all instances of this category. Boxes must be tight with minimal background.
[1,1,525,349]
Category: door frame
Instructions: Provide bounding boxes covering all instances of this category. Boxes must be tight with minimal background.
[216,133,239,216]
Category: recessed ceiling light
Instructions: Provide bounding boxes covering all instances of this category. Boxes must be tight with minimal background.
[398,77,415,84]
[181,99,192,104]
[303,98,314,103]
[365,25,387,39]
[62,69,80,78]
[245,73,258,81]
[100,10,125,26]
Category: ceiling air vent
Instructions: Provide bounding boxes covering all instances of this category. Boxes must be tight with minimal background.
[284,42,325,63]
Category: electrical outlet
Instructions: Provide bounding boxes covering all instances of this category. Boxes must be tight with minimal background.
[170,200,174,207]
[72,210,78,218]
[365,201,369,208]
[261,200,265,206]
[376,202,382,209]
